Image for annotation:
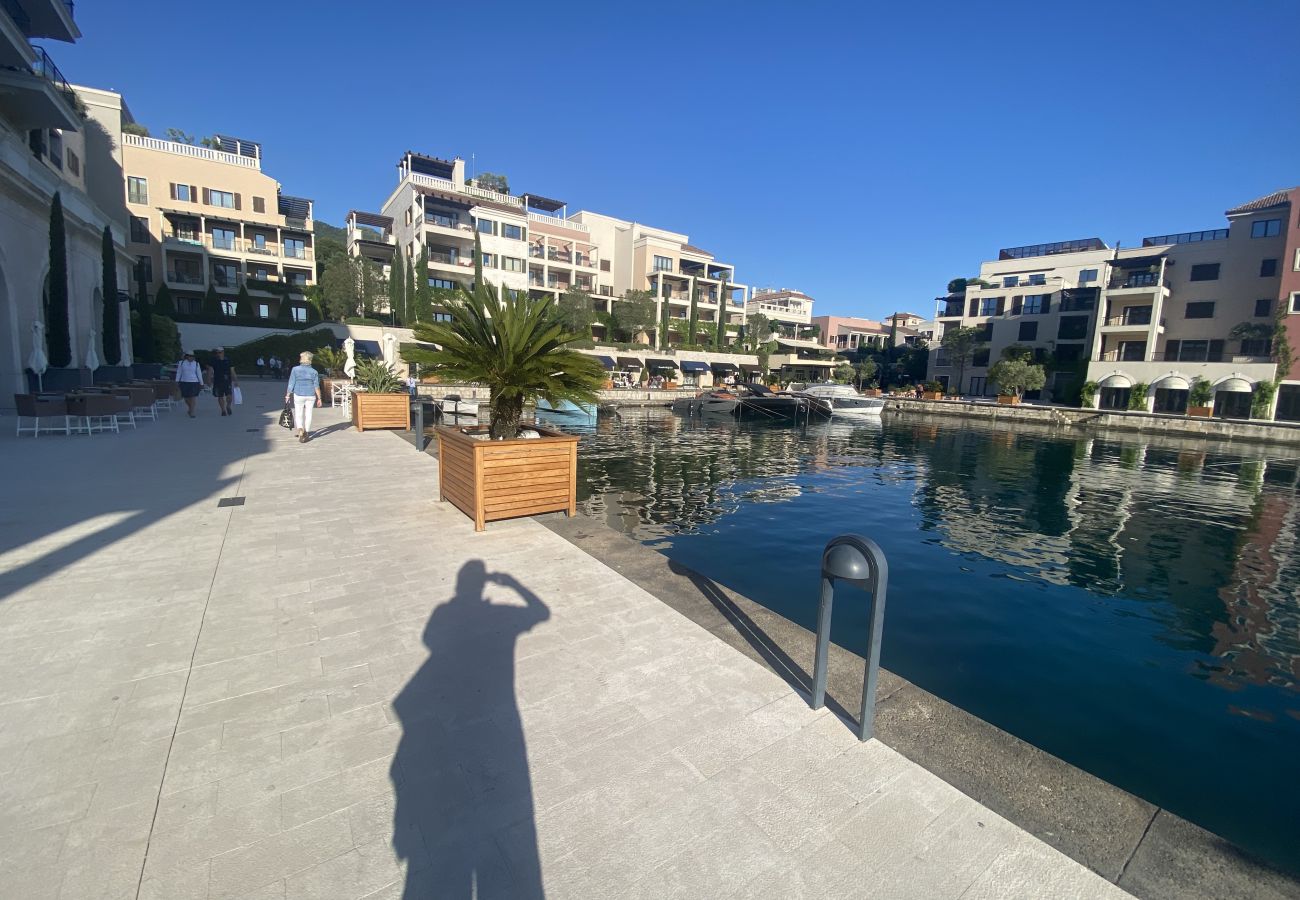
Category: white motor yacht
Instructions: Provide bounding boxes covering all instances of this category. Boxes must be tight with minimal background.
[800,383,885,417]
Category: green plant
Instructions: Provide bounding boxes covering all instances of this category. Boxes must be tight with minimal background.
[940,325,984,396]
[344,316,385,325]
[201,284,222,317]
[923,380,944,393]
[1127,382,1149,410]
[131,270,154,363]
[353,357,405,394]
[404,235,605,439]
[1080,380,1099,406]
[833,363,854,384]
[686,282,699,346]
[122,122,149,137]
[1188,377,1213,408]
[222,327,337,373]
[1251,381,1276,419]
[153,283,175,317]
[236,284,253,318]
[988,358,1046,398]
[46,192,71,367]
[152,314,181,363]
[100,226,121,365]
[1274,303,1293,383]
[312,346,347,377]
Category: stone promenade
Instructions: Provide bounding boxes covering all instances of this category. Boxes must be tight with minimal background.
[0,381,1131,899]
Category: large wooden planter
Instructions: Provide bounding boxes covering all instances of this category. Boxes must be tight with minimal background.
[922,391,944,401]
[1187,406,1213,418]
[997,394,1021,405]
[436,424,579,531]
[352,392,411,432]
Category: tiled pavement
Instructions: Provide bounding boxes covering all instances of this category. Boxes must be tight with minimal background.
[0,382,1132,899]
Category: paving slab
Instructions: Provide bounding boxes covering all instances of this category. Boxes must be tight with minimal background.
[0,382,1132,899]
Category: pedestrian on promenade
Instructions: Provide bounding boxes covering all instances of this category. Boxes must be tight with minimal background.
[256,355,265,379]
[270,355,282,379]
[285,351,322,443]
[209,347,239,417]
[175,351,204,418]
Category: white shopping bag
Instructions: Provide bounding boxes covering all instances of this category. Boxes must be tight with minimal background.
[232,386,243,406]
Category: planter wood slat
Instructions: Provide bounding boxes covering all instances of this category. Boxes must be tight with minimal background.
[436,424,579,531]
[352,393,411,432]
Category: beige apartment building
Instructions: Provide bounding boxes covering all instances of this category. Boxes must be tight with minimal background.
[351,150,749,347]
[0,1,137,405]
[123,133,315,322]
[929,189,1300,418]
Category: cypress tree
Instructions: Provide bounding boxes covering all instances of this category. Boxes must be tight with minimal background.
[389,244,406,325]
[659,295,670,350]
[715,280,727,349]
[101,225,120,365]
[46,192,71,367]
[414,245,430,322]
[134,270,154,363]
[235,284,253,318]
[277,297,295,323]
[153,283,175,317]
[201,283,222,318]
[687,282,699,348]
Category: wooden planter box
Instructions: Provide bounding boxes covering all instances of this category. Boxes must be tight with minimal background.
[352,392,411,432]
[997,394,1021,405]
[436,424,579,531]
[863,389,882,397]
[922,391,944,400]
[1187,406,1213,418]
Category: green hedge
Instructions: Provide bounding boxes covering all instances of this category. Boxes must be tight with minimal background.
[194,327,339,375]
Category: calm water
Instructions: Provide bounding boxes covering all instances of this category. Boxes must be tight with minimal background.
[564,407,1300,873]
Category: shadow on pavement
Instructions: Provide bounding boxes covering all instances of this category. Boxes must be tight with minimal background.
[390,560,549,899]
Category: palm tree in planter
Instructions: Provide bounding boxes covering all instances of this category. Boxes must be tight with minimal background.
[350,357,411,432]
[404,256,605,530]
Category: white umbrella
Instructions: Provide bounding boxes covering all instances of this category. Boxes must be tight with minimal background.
[85,328,100,374]
[382,332,397,367]
[27,320,48,392]
[343,337,357,379]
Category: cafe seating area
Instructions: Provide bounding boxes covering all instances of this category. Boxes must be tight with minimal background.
[12,380,180,438]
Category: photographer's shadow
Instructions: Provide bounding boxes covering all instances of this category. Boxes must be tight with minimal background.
[391,560,550,899]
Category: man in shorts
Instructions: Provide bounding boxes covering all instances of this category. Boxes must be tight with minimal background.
[209,347,240,417]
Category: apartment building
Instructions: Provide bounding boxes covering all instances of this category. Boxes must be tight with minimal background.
[813,315,890,351]
[122,133,315,322]
[0,1,137,404]
[746,288,815,339]
[929,188,1300,418]
[887,311,936,345]
[352,150,750,347]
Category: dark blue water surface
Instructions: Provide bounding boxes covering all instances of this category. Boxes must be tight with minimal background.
[567,408,1300,873]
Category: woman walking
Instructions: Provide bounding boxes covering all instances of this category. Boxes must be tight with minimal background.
[285,351,322,443]
[175,351,204,418]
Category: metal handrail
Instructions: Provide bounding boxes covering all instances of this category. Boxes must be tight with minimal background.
[810,534,889,741]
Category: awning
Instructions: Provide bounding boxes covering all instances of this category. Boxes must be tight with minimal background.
[353,340,382,358]
[1099,373,1132,388]
[711,362,739,373]
[591,355,616,370]
[616,356,643,370]
[1152,374,1190,391]
[1216,377,1252,393]
[740,363,763,372]
[679,361,709,373]
[645,358,676,372]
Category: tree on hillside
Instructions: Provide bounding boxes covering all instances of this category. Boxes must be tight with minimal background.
[45,193,71,367]
[100,225,120,365]
[557,288,595,337]
[941,326,984,395]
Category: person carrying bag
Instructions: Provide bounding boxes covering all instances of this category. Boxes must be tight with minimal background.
[285,351,323,443]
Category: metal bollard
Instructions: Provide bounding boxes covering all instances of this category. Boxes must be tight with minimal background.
[810,534,889,741]
[411,397,424,452]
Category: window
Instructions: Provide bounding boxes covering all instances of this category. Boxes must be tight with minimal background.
[1255,298,1272,317]
[1018,321,1038,341]
[1027,273,1046,286]
[935,350,951,367]
[1078,268,1098,284]
[1119,341,1147,362]
[502,223,524,240]
[67,150,79,176]
[501,256,524,273]
[429,277,455,290]
[980,322,994,341]
[209,189,235,208]
[1055,343,1083,362]
[1057,316,1088,340]
[127,176,148,204]
[1240,338,1272,357]
[221,300,238,316]
[980,297,999,316]
[480,252,496,269]
[258,304,270,318]
[284,238,305,259]
[973,348,991,367]
[1021,294,1046,314]
[476,218,496,235]
[286,272,307,286]
[1002,276,1019,288]
[1291,293,1300,313]
[653,255,673,272]
[1185,301,1215,319]
[426,211,457,228]
[1189,263,1220,282]
[135,255,152,283]
[1251,219,1281,238]
[129,216,150,244]
[252,196,265,214]
[211,228,235,251]
[253,266,269,280]
[212,262,237,287]
[48,130,62,169]
[291,306,306,323]
[600,260,611,272]
[172,183,192,202]
[1260,258,1277,277]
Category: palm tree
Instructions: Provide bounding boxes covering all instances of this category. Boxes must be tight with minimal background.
[405,237,605,439]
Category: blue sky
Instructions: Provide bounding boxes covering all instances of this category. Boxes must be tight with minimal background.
[56,0,1300,319]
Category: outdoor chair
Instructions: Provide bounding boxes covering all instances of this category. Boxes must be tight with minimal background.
[14,394,71,437]
[120,385,157,422]
[66,393,127,435]
[148,380,178,410]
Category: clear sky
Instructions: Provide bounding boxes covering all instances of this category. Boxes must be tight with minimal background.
[55,0,1300,319]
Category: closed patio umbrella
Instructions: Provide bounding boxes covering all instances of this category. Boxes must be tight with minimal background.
[85,328,100,374]
[27,320,48,391]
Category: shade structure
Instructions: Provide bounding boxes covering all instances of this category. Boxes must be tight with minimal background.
[645,358,675,372]
[679,361,709,373]
[1216,377,1252,393]
[616,356,642,370]
[1099,373,1132,388]
[590,355,616,370]
[1152,374,1190,391]
[711,361,739,374]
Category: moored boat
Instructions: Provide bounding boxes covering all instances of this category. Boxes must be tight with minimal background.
[799,382,885,417]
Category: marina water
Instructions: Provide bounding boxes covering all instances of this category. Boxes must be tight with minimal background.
[567,407,1300,874]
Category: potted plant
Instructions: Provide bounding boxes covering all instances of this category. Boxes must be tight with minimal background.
[863,381,882,397]
[922,380,945,400]
[405,240,605,531]
[988,357,1045,406]
[1127,382,1150,412]
[663,366,679,389]
[351,357,411,431]
[1080,380,1099,408]
[1187,377,1213,417]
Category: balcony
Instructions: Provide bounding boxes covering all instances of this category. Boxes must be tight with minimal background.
[122,133,260,170]
[161,230,206,249]
[1107,271,1168,291]
[1102,309,1153,327]
[166,271,204,287]
[0,43,79,129]
[5,1,79,42]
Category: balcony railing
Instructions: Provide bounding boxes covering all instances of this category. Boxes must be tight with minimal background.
[1103,311,1153,327]
[527,211,589,233]
[547,250,572,263]
[28,45,76,108]
[122,133,260,169]
[161,231,205,248]
[166,271,204,285]
[1109,272,1167,290]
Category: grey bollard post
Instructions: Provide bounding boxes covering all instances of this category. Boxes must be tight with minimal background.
[810,534,890,741]
[411,397,424,452]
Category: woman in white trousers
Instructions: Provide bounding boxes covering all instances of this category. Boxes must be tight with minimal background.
[285,351,323,443]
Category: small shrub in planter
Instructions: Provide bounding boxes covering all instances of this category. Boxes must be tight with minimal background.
[351,357,410,432]
[1187,378,1213,417]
